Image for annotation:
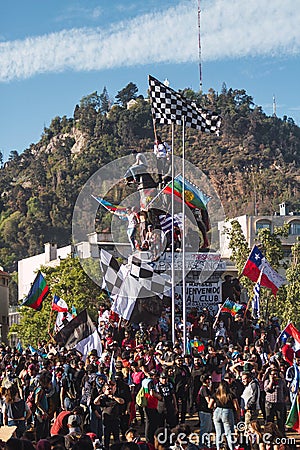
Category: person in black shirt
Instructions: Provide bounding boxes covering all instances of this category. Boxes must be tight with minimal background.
[173,356,191,424]
[196,374,213,448]
[115,371,132,440]
[156,372,178,428]
[222,275,235,302]
[94,381,125,449]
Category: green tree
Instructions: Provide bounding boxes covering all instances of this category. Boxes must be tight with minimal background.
[224,220,290,322]
[9,255,109,346]
[80,92,101,111]
[254,226,289,321]
[283,238,300,326]
[223,219,250,275]
[256,224,289,270]
[115,82,138,107]
[100,86,110,114]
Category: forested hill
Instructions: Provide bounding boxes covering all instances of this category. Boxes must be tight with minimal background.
[1,82,300,272]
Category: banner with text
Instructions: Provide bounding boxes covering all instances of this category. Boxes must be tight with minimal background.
[175,279,222,314]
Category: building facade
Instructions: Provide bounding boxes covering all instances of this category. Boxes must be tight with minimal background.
[218,203,300,264]
[0,268,10,343]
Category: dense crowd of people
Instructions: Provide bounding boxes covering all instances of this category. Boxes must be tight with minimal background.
[0,294,299,450]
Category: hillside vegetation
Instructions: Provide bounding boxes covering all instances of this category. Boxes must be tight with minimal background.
[1,82,300,273]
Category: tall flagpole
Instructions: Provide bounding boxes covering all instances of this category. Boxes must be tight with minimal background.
[171,123,176,344]
[198,0,203,91]
[182,117,187,353]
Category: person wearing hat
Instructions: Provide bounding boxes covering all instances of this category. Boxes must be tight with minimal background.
[64,413,83,449]
[50,405,84,436]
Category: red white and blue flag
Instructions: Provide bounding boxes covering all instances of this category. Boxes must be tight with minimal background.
[52,294,69,313]
[241,245,285,296]
[278,323,300,350]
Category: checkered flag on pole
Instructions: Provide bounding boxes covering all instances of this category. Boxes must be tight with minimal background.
[148,75,222,135]
[100,249,127,299]
[129,255,171,299]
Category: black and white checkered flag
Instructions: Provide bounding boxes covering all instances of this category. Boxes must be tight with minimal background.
[129,255,171,298]
[100,249,127,299]
[149,75,221,135]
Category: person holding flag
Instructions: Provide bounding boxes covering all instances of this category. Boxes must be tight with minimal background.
[252,268,263,320]
[286,350,300,403]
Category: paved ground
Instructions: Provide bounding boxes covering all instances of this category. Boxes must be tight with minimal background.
[132,410,300,448]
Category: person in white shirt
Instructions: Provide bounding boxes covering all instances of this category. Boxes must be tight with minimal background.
[124,151,148,183]
[153,136,171,186]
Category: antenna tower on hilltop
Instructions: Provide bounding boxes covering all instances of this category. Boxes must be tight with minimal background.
[273,94,277,117]
[198,0,203,91]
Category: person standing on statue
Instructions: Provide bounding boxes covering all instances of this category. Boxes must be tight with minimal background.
[153,136,171,187]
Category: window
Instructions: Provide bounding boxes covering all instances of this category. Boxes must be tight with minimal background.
[255,220,271,233]
[289,220,300,235]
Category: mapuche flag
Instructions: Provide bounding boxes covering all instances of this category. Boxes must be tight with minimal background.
[286,393,300,434]
[162,175,210,210]
[241,245,286,296]
[21,271,49,311]
[221,299,244,317]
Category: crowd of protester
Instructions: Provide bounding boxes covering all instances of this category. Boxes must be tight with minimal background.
[0,291,299,450]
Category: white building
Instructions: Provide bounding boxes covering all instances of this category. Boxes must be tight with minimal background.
[18,234,131,302]
[18,243,72,301]
[218,203,300,263]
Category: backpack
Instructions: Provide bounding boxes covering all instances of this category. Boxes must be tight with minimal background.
[63,373,77,400]
[136,386,147,407]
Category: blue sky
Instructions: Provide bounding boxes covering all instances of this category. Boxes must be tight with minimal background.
[1,0,300,162]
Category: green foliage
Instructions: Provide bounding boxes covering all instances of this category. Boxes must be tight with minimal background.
[99,86,111,114]
[115,82,138,107]
[1,80,300,276]
[283,239,300,326]
[8,255,109,346]
[224,220,292,322]
[256,225,289,269]
[224,219,250,275]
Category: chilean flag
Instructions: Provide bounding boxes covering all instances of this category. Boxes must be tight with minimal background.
[279,323,300,350]
[241,245,286,296]
[52,294,69,313]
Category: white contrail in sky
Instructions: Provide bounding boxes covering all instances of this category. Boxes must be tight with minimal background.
[0,0,299,82]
